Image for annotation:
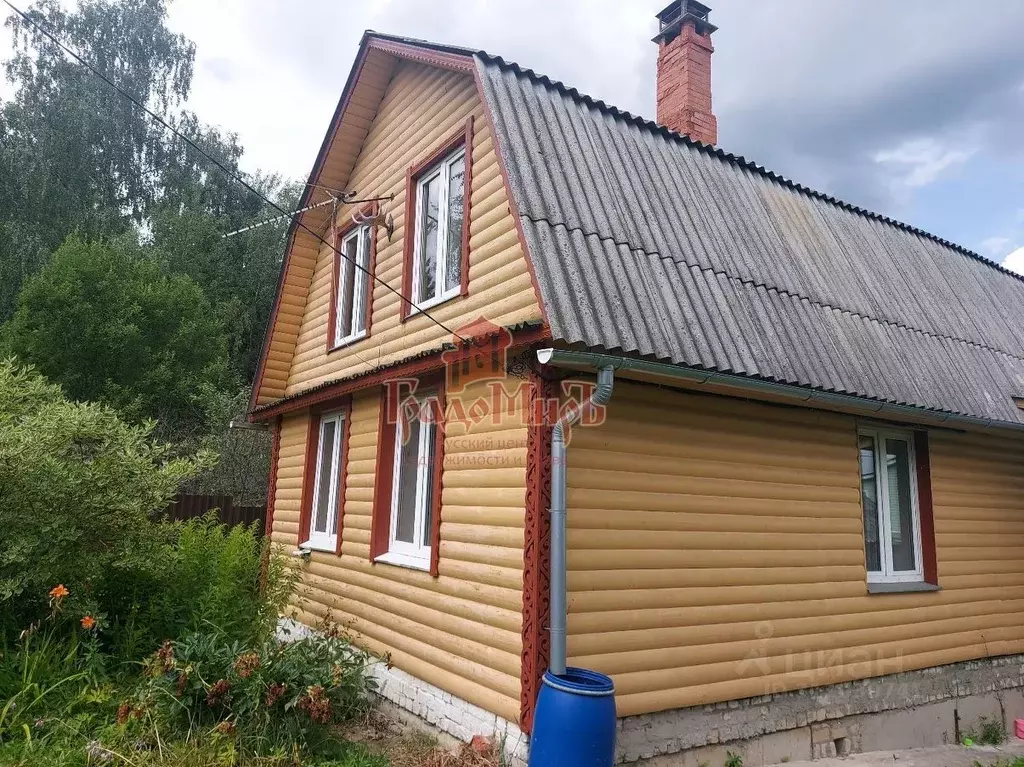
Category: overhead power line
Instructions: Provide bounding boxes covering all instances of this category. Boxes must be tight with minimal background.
[0,0,468,344]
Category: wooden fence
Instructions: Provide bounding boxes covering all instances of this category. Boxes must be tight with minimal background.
[165,494,266,533]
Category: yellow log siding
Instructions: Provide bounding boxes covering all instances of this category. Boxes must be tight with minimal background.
[284,60,541,396]
[564,380,1024,718]
[270,379,531,722]
[255,49,398,406]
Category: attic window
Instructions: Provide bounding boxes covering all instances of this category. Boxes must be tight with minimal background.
[1014,396,1024,410]
[411,147,466,310]
[401,119,473,320]
[332,225,372,348]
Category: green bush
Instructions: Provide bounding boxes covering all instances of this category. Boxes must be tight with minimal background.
[131,628,376,756]
[103,515,294,660]
[0,359,212,630]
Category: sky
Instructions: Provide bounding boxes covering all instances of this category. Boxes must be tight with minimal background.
[3,0,1024,274]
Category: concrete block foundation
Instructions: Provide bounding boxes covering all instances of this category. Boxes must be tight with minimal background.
[622,654,1024,765]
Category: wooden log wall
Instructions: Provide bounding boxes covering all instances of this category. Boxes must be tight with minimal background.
[564,380,1024,718]
[282,60,541,397]
[270,379,531,722]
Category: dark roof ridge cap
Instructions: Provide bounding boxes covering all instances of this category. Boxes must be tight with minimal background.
[474,51,1024,288]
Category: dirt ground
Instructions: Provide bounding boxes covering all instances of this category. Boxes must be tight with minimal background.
[773,741,1024,767]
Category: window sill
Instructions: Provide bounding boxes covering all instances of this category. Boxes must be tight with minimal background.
[328,332,367,353]
[299,539,337,554]
[374,551,430,572]
[867,581,940,595]
[405,290,461,319]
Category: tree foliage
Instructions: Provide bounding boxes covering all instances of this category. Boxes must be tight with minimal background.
[3,235,229,436]
[0,0,294,386]
[0,0,296,501]
[0,0,194,312]
[0,359,211,621]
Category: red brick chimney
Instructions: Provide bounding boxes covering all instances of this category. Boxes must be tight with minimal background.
[653,0,718,146]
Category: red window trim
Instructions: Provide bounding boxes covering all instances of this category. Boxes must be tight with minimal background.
[400,117,474,321]
[369,377,446,576]
[327,202,379,354]
[914,430,938,586]
[297,400,352,553]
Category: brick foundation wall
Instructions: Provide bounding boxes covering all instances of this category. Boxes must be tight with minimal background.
[277,619,528,765]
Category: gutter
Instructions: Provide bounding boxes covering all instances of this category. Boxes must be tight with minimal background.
[536,348,1024,435]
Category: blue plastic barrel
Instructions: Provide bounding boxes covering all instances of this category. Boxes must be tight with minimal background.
[528,667,616,767]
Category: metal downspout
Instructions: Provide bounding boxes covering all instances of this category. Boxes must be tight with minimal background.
[548,364,615,676]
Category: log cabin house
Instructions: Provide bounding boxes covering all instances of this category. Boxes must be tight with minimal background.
[250,2,1024,763]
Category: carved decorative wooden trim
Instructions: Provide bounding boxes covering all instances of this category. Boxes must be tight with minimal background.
[520,373,554,733]
[367,37,475,74]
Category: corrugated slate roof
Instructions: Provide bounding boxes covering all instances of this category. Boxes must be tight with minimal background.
[475,53,1024,425]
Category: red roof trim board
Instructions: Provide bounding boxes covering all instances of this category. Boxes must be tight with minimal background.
[366,36,475,74]
[251,324,551,421]
[247,38,373,415]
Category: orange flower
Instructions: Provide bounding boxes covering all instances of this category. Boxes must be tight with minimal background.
[80,615,96,630]
[49,585,69,600]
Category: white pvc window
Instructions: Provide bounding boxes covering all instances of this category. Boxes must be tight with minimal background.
[302,410,345,551]
[382,389,440,569]
[858,428,924,583]
[333,226,371,346]
[411,148,465,311]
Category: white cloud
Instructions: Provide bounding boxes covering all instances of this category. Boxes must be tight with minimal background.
[981,236,1012,256]
[1002,246,1024,274]
[873,137,977,193]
